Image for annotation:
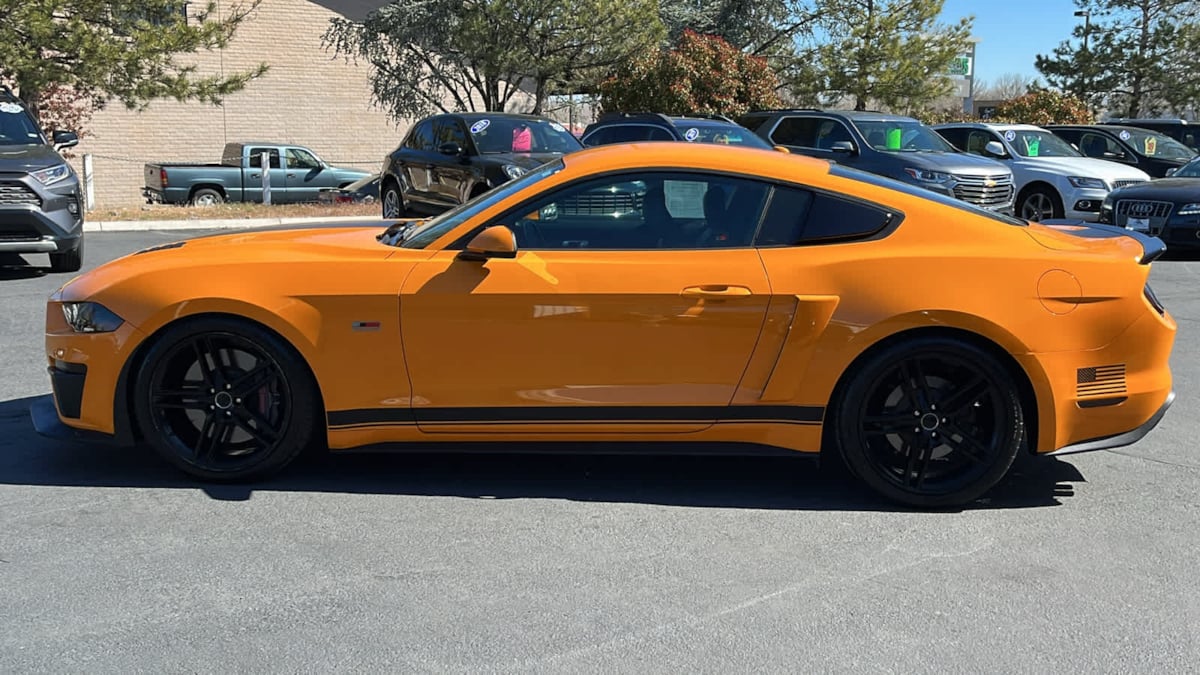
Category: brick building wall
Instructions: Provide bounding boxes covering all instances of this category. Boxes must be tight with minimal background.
[76,0,406,207]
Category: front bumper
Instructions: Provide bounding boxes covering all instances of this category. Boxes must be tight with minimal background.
[0,173,83,253]
[1062,187,1108,221]
[30,393,117,444]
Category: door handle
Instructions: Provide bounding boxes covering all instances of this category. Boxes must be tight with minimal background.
[250,173,260,178]
[681,285,753,297]
[286,173,296,177]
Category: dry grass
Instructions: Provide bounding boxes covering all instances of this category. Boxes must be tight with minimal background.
[88,201,380,222]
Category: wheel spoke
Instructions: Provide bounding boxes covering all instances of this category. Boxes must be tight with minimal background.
[863,410,918,435]
[939,375,992,417]
[940,422,992,464]
[897,360,932,409]
[153,385,210,410]
[907,435,935,488]
[233,407,280,446]
[230,363,278,397]
[191,339,216,387]
[194,414,221,461]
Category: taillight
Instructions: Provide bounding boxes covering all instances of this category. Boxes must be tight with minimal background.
[160,168,168,188]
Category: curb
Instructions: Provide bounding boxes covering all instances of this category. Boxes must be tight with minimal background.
[82,215,387,233]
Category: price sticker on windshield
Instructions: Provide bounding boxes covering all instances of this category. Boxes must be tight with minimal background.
[684,128,700,141]
[469,119,491,134]
[0,103,23,114]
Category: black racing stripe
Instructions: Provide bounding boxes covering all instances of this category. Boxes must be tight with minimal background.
[327,405,825,428]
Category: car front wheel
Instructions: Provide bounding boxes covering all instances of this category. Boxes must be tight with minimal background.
[834,336,1024,508]
[382,182,406,219]
[132,317,320,481]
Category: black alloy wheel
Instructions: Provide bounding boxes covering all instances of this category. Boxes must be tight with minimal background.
[133,318,319,481]
[835,336,1024,507]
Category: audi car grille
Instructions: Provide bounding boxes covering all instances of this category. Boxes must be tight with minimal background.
[1115,199,1173,230]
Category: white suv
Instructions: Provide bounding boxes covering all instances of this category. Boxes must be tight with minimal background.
[933,123,1151,222]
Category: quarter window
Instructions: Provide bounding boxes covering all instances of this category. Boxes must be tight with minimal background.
[405,121,436,151]
[770,117,819,146]
[436,119,469,150]
[756,186,894,245]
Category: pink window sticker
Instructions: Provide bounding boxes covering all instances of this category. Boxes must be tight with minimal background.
[512,125,532,152]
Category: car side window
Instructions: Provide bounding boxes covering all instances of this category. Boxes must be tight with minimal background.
[582,128,611,146]
[756,186,894,246]
[286,148,319,169]
[405,121,436,151]
[815,120,854,149]
[246,147,281,169]
[770,117,818,146]
[508,172,770,250]
[1079,132,1126,160]
[436,119,469,150]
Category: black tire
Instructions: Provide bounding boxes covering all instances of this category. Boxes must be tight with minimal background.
[833,336,1024,508]
[49,237,83,273]
[381,181,406,219]
[132,317,321,481]
[191,188,224,207]
[1018,186,1063,222]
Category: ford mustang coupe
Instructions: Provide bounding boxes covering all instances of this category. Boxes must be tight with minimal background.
[34,143,1175,507]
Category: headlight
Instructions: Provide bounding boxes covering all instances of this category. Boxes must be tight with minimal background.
[1177,202,1200,216]
[62,302,124,333]
[903,167,954,184]
[31,164,71,186]
[502,164,527,180]
[1067,176,1108,189]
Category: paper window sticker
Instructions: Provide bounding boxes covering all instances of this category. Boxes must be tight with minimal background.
[469,119,490,134]
[0,103,23,114]
[512,126,532,152]
[663,180,707,219]
[1004,130,1016,141]
[1145,136,1157,154]
[1027,137,1040,157]
[886,128,902,149]
[1119,130,1131,140]
[549,122,566,132]
[684,128,700,141]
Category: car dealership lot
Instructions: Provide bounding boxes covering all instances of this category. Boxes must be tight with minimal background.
[1,231,1198,671]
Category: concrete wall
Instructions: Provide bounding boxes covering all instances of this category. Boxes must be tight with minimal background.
[77,0,407,206]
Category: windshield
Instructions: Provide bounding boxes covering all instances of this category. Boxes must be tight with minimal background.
[851,120,956,153]
[1174,156,1200,178]
[388,160,565,249]
[1120,128,1196,161]
[0,102,45,146]
[1003,129,1080,158]
[468,118,582,154]
[674,121,773,149]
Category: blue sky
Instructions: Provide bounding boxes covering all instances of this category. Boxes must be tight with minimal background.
[939,0,1083,86]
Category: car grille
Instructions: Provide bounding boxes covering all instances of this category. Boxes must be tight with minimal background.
[0,181,40,207]
[1112,179,1147,189]
[559,192,642,217]
[1115,199,1173,230]
[951,173,1013,207]
[0,225,41,241]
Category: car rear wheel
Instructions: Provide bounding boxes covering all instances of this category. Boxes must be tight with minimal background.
[834,336,1024,508]
[49,237,83,273]
[1018,187,1062,222]
[133,317,320,481]
[382,182,406,219]
[191,188,224,207]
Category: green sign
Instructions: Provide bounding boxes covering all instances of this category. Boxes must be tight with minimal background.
[949,55,972,77]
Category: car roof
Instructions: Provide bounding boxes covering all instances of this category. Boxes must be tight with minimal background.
[935,123,1046,131]
[453,112,554,122]
[562,141,828,178]
[1045,124,1156,133]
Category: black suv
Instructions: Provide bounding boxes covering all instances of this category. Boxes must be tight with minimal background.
[1045,124,1196,177]
[581,113,775,149]
[380,112,583,218]
[0,87,84,271]
[737,108,1016,214]
[1104,118,1200,152]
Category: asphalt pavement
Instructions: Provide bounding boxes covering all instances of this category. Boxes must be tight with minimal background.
[1,231,1198,672]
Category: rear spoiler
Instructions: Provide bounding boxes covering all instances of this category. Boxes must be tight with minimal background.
[1038,219,1166,265]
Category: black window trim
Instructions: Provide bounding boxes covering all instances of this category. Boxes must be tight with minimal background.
[766,114,860,152]
[448,165,908,251]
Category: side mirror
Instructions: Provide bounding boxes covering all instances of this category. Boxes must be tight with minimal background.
[52,130,78,150]
[1166,167,1178,176]
[458,225,517,262]
[439,142,464,156]
[984,140,1007,157]
[773,145,791,154]
[830,140,856,154]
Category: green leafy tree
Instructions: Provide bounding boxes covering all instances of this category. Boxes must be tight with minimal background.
[598,30,782,117]
[658,0,816,57]
[790,0,973,112]
[1036,0,1200,118]
[0,1,267,125]
[991,90,1094,126]
[324,0,662,120]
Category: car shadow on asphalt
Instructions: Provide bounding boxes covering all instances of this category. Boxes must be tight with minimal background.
[1,395,1085,512]
[0,253,46,279]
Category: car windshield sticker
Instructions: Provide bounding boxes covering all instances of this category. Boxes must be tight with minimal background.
[0,103,23,114]
[549,121,566,133]
[1145,135,1157,155]
[1004,130,1016,142]
[886,128,902,150]
[469,119,490,134]
[684,128,700,141]
[1119,130,1131,140]
[664,180,706,218]
[1026,136,1040,157]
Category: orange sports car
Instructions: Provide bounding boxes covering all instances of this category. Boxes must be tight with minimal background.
[34,143,1175,507]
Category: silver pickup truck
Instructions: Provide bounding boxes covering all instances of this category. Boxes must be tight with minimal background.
[143,142,371,205]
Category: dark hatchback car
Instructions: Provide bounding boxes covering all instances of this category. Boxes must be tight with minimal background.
[581,113,776,149]
[380,113,582,218]
[1045,124,1196,178]
[1099,154,1200,249]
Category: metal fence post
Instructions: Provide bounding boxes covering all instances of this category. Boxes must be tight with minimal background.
[261,151,272,205]
[82,153,95,211]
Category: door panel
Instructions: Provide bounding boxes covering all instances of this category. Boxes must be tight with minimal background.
[399,249,771,433]
[285,148,335,202]
[243,147,287,203]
